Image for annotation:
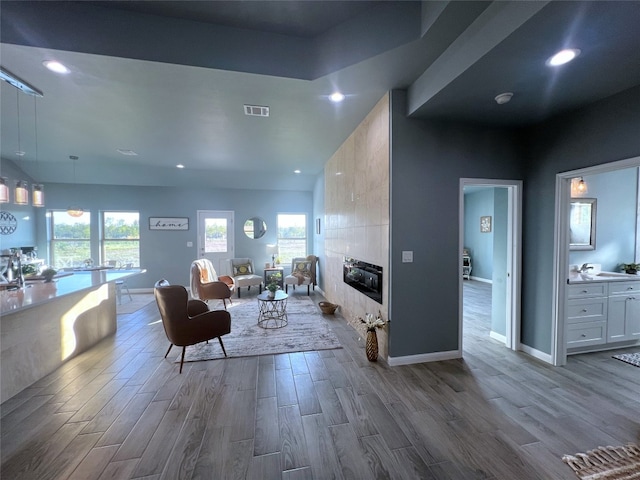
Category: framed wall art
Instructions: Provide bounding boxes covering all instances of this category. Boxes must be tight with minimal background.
[480,216,492,233]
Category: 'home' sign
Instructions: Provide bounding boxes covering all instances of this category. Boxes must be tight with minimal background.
[149,217,189,231]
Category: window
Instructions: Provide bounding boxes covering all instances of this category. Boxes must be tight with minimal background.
[102,211,140,267]
[277,213,307,265]
[50,210,91,269]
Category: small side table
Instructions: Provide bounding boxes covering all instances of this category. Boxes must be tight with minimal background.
[264,267,284,289]
[257,290,288,328]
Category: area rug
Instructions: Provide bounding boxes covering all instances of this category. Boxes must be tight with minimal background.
[612,352,640,368]
[562,444,640,479]
[116,294,155,314]
[176,294,342,362]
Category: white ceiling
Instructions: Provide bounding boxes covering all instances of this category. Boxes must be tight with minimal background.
[1,1,639,191]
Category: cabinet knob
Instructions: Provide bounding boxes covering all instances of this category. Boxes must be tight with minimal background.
[581,334,586,337]
[581,309,587,312]
[581,290,588,293]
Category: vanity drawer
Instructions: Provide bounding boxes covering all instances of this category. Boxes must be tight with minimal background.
[567,298,607,324]
[608,281,640,296]
[567,322,606,347]
[568,283,607,299]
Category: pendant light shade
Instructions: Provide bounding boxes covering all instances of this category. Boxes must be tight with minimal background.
[14,180,29,205]
[32,183,44,207]
[0,177,9,203]
[67,207,84,218]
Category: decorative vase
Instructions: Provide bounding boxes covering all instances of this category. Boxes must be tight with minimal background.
[267,290,275,298]
[365,330,378,362]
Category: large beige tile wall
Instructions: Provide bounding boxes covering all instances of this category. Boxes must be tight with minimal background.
[324,93,390,359]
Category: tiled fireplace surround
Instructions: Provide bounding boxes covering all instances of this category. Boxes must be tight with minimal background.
[324,94,390,360]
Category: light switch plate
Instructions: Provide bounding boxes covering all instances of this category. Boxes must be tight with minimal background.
[186,241,193,247]
[402,251,413,263]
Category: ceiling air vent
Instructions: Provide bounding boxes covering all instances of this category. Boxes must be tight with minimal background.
[244,104,270,117]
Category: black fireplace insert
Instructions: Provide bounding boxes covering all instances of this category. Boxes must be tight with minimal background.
[343,257,382,304]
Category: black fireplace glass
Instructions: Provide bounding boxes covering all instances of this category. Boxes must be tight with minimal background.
[343,257,382,304]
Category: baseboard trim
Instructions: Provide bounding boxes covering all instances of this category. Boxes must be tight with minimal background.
[489,331,506,344]
[388,349,461,367]
[519,343,552,364]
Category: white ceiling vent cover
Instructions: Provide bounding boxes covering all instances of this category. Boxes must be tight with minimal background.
[244,105,270,117]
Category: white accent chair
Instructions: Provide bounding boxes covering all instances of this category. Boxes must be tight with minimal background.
[228,258,263,298]
[284,255,318,295]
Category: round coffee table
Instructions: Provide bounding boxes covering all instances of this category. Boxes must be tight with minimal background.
[257,290,288,328]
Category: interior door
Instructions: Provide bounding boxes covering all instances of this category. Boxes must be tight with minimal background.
[197,210,234,275]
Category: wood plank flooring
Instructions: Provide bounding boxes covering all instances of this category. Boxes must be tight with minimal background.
[2,282,639,479]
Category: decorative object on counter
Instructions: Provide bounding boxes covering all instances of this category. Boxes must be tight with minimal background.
[612,352,640,368]
[562,443,640,480]
[41,268,57,283]
[357,311,387,361]
[619,262,640,275]
[318,301,338,315]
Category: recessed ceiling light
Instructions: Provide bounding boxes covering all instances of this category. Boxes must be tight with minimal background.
[117,149,138,156]
[546,49,581,67]
[329,92,345,103]
[43,60,70,74]
[176,164,185,169]
[294,169,301,174]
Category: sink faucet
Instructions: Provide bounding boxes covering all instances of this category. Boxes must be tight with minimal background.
[579,263,593,273]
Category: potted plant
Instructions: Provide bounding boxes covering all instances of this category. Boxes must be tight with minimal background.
[266,281,279,298]
[41,268,57,283]
[619,262,640,275]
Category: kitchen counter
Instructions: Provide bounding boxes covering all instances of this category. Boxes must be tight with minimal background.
[1,269,145,403]
[568,271,639,284]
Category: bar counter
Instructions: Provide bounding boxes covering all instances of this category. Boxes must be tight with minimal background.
[1,269,145,403]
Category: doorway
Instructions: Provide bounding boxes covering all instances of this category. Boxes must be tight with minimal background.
[196,210,235,275]
[459,179,522,353]
[552,156,640,366]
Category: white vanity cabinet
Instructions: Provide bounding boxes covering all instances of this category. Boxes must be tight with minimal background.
[567,283,607,348]
[607,281,640,342]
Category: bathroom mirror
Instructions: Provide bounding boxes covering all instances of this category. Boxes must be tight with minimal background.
[244,217,267,239]
[569,198,596,250]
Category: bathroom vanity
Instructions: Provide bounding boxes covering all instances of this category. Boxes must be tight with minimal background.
[567,271,640,353]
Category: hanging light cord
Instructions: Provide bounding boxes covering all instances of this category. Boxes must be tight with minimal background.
[16,90,21,156]
[34,96,39,164]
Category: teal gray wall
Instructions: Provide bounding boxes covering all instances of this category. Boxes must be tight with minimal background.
[463,189,494,281]
[33,183,313,289]
[491,188,508,337]
[389,89,524,357]
[522,85,640,353]
[569,167,638,272]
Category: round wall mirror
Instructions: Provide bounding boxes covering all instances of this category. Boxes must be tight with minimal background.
[244,217,267,239]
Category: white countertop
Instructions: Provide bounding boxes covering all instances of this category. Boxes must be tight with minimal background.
[0,269,145,315]
[568,271,639,284]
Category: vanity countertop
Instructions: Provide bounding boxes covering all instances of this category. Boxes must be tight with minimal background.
[568,271,639,284]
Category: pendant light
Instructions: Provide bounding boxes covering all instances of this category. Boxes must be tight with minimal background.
[0,177,9,203]
[67,156,84,217]
[571,176,588,196]
[14,90,29,205]
[31,95,44,207]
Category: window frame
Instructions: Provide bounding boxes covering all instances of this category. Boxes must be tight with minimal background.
[276,213,307,265]
[49,210,92,269]
[101,211,140,267]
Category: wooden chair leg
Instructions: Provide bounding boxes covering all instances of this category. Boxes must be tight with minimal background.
[285,284,288,293]
[237,288,241,298]
[179,346,186,373]
[307,285,310,295]
[217,337,227,357]
[165,343,174,358]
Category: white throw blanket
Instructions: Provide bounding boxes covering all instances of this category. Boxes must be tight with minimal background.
[190,259,219,299]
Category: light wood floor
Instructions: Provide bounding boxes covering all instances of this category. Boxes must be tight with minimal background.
[2,282,639,479]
